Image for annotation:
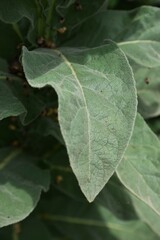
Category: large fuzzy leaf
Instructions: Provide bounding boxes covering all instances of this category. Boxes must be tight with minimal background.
[44,146,137,220]
[64,6,160,118]
[117,114,160,216]
[0,148,50,227]
[22,44,137,202]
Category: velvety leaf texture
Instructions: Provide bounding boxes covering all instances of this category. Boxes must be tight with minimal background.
[119,40,160,68]
[117,114,160,216]
[64,6,160,118]
[22,44,137,202]
[0,148,50,227]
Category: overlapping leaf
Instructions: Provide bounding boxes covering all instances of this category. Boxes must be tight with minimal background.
[63,6,160,118]
[0,148,50,227]
[56,0,108,31]
[0,80,25,120]
[0,21,20,60]
[37,191,158,240]
[0,0,36,23]
[0,62,43,123]
[44,147,137,220]
[131,195,160,237]
[117,114,160,216]
[22,44,137,202]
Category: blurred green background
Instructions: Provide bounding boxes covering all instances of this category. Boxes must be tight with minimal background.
[108,0,160,9]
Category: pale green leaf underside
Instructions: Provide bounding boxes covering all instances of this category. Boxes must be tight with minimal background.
[117,114,160,216]
[131,195,160,237]
[0,148,50,227]
[22,44,137,202]
[118,40,160,118]
[65,6,160,118]
[119,40,160,68]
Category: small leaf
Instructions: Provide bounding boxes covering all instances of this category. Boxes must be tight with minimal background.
[22,44,137,201]
[117,114,160,216]
[0,80,25,120]
[0,148,50,227]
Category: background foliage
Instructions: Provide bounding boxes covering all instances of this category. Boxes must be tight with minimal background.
[1,0,160,239]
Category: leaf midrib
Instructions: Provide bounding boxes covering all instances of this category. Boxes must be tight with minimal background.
[42,214,134,232]
[118,39,159,46]
[54,49,92,182]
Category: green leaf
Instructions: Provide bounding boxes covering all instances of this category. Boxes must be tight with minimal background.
[0,148,50,227]
[134,65,160,118]
[0,80,25,120]
[119,40,160,68]
[118,40,160,118]
[19,217,54,240]
[64,6,160,118]
[0,0,45,46]
[45,147,137,220]
[131,195,160,237]
[32,117,64,144]
[117,114,160,216]
[38,192,159,240]
[7,78,45,125]
[0,0,36,23]
[22,44,137,202]
[65,6,160,47]
[56,0,108,30]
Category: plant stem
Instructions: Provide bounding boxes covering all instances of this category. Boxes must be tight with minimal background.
[45,0,55,40]
[12,223,20,240]
[0,150,22,170]
[35,0,45,37]
[12,23,24,42]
